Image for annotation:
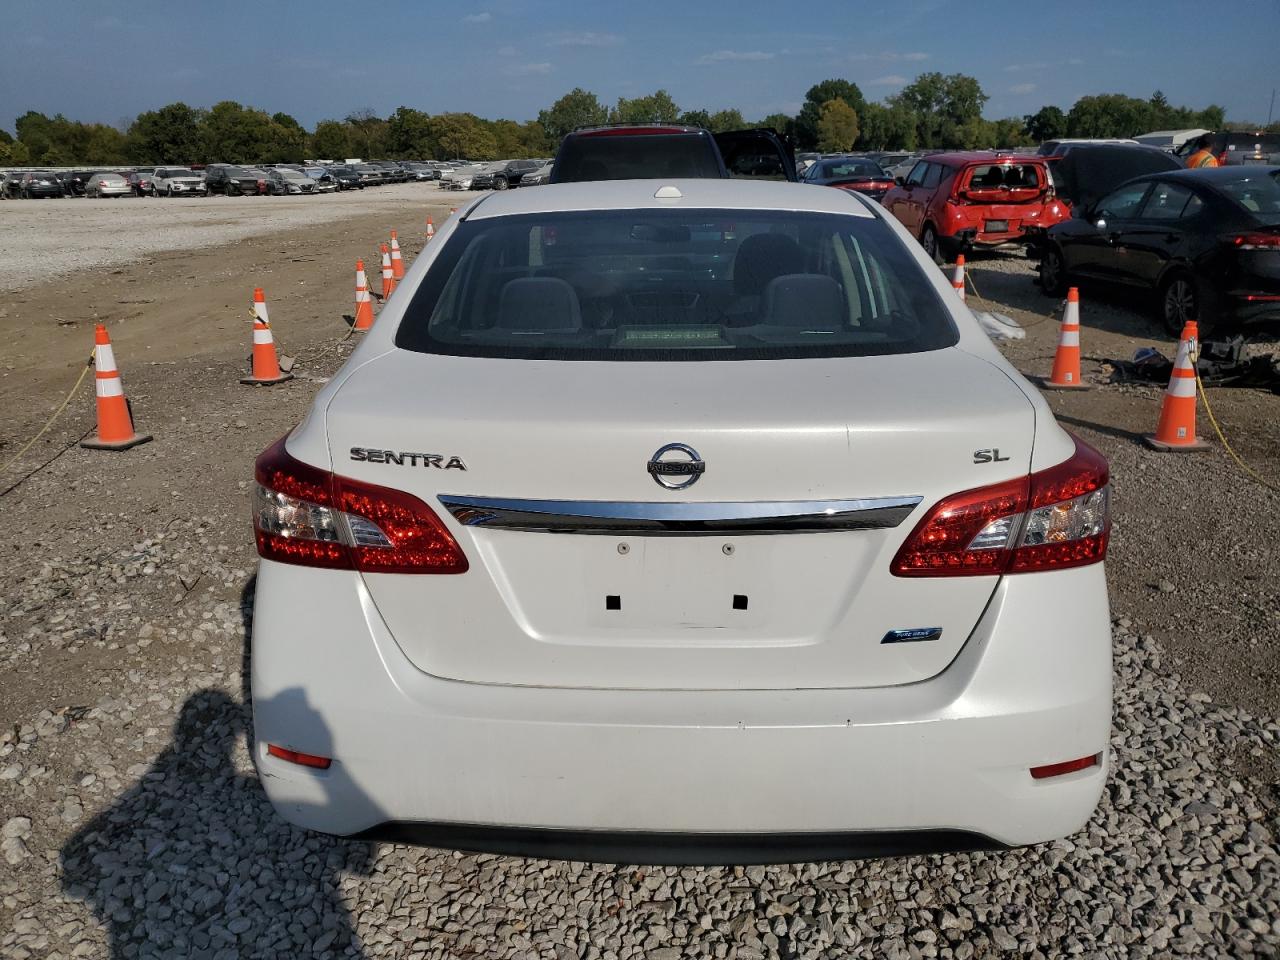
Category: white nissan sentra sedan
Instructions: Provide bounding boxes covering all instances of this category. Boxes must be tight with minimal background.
[251,178,1112,864]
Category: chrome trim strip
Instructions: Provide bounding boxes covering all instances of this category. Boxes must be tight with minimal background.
[438,495,922,535]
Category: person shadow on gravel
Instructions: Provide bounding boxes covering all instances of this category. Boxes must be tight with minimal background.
[60,688,377,959]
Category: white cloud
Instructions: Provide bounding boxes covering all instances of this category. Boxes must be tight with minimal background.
[872,75,908,86]
[463,12,492,22]
[496,45,517,56]
[850,51,929,62]
[504,61,552,76]
[696,49,776,64]
[1003,61,1049,72]
[548,31,623,47]
[1009,82,1037,94]
[1066,57,1084,66]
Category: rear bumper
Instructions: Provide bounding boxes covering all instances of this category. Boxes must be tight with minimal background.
[252,560,1112,860]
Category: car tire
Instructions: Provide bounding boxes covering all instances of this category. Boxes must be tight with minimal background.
[1038,244,1069,296]
[494,177,508,191]
[1158,271,1218,339]
[919,224,943,265]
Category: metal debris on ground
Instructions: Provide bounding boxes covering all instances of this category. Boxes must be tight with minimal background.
[1105,337,1280,391]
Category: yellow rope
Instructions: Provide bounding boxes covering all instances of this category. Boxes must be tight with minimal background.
[0,356,93,476]
[1193,365,1280,494]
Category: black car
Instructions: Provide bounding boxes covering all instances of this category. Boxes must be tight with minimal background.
[801,156,896,202]
[205,164,267,196]
[471,159,541,190]
[17,171,65,198]
[327,165,363,190]
[1037,167,1280,335]
[1044,144,1182,215]
[370,161,409,183]
[127,171,155,197]
[550,124,796,184]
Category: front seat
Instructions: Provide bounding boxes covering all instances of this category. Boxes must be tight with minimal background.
[760,274,844,331]
[727,233,805,324]
[497,277,583,333]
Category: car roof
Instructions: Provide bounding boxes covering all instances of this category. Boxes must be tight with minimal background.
[465,178,875,220]
[925,151,1045,167]
[1151,165,1280,184]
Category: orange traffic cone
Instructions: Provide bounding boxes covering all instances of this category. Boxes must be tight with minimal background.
[390,230,405,280]
[425,216,435,241]
[240,288,293,386]
[951,255,965,302]
[380,243,396,299]
[449,207,457,217]
[1144,320,1208,452]
[82,324,152,450]
[1043,287,1089,390]
[353,259,375,331]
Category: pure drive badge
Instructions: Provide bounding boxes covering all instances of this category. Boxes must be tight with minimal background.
[880,627,943,644]
[350,448,467,470]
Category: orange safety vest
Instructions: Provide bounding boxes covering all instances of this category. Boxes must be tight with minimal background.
[1185,149,1219,169]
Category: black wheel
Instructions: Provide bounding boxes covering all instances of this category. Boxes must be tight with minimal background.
[1159,272,1198,337]
[494,176,509,191]
[919,223,942,265]
[1038,244,1069,296]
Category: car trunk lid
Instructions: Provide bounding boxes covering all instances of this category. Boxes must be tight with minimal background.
[325,348,1034,690]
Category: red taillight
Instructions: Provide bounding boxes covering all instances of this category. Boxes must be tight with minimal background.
[252,436,468,574]
[267,744,332,769]
[1030,753,1100,780]
[891,436,1110,577]
[98,180,108,186]
[1232,233,1280,250]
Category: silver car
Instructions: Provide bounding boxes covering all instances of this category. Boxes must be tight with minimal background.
[85,172,132,198]
[152,167,207,197]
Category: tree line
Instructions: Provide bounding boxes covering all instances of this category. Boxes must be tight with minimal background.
[0,74,1250,168]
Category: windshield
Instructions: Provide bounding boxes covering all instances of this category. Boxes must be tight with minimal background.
[1212,171,1280,218]
[817,160,886,179]
[280,169,307,180]
[225,167,252,176]
[964,163,1043,190]
[395,209,957,361]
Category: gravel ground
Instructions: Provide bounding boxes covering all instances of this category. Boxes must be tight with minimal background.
[0,184,471,292]
[1,228,1277,959]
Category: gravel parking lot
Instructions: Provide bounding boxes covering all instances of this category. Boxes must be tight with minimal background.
[1,206,1277,958]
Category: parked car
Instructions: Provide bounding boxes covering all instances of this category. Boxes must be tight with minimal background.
[1174,131,1280,167]
[518,162,553,186]
[471,159,542,190]
[1036,167,1280,335]
[302,166,339,192]
[353,163,383,187]
[250,177,1113,862]
[205,165,268,196]
[1042,144,1181,216]
[264,167,319,195]
[127,171,155,197]
[881,152,1067,262]
[1037,139,1140,157]
[802,156,896,202]
[151,166,207,197]
[1133,129,1212,154]
[15,171,66,198]
[440,163,485,190]
[370,160,409,183]
[550,124,796,183]
[84,172,131,198]
[326,165,363,190]
[403,162,436,181]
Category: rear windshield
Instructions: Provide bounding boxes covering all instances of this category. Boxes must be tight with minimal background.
[1212,170,1280,218]
[964,163,1042,190]
[395,209,957,361]
[817,160,885,178]
[553,134,723,183]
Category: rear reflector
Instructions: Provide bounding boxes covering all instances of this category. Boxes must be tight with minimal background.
[266,744,332,769]
[1030,753,1100,780]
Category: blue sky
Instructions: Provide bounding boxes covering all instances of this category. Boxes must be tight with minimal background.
[1,0,1276,132]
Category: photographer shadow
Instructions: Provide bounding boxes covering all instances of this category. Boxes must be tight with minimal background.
[60,577,378,958]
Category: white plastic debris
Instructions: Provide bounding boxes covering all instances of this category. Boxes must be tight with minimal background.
[974,310,1026,341]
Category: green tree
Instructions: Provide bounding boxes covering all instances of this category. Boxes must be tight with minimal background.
[310,120,351,160]
[427,113,497,160]
[612,90,680,124]
[84,124,130,164]
[0,140,31,165]
[1196,105,1226,130]
[517,120,552,156]
[892,72,988,148]
[489,119,526,158]
[678,109,712,129]
[199,101,277,163]
[385,106,433,158]
[1023,105,1066,142]
[127,102,203,164]
[990,117,1033,148]
[538,88,609,144]
[795,80,866,149]
[815,99,859,152]
[707,108,746,132]
[344,109,387,159]
[757,113,795,138]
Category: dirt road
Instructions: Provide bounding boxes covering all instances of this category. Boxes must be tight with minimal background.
[1,205,1277,959]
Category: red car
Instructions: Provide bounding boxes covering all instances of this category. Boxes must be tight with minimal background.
[881,152,1066,262]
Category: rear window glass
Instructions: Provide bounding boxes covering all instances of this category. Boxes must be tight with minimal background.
[1212,170,1280,216]
[395,210,957,361]
[554,134,723,182]
[818,160,884,178]
[964,164,1042,190]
